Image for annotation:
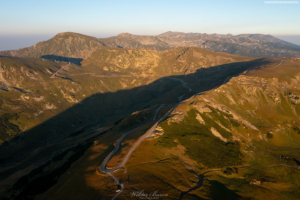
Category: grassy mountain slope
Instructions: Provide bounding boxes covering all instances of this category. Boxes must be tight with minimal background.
[21,58,300,200]
[109,58,300,199]
[82,47,252,75]
[0,49,271,199]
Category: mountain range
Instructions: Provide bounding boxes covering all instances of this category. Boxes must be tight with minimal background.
[1,31,300,62]
[0,31,300,200]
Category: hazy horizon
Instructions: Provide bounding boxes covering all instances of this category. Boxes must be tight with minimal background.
[1,0,299,51]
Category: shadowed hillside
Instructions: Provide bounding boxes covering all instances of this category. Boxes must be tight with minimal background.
[0,56,272,199]
[0,47,254,144]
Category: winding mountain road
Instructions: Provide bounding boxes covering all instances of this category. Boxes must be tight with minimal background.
[100,80,193,174]
[99,71,241,199]
[99,60,284,199]
[100,80,192,199]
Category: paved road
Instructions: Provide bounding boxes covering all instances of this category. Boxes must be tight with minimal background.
[101,106,179,199]
[100,81,192,174]
[100,125,144,173]
[100,82,191,199]
[100,105,170,172]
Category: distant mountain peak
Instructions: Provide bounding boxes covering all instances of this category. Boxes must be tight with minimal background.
[0,32,106,59]
[117,33,134,37]
[53,32,97,39]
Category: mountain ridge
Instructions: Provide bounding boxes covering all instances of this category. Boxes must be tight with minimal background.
[102,32,300,57]
[1,31,300,62]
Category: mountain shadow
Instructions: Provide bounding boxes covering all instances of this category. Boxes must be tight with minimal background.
[0,58,273,199]
[293,158,300,166]
[209,180,242,200]
[40,55,83,66]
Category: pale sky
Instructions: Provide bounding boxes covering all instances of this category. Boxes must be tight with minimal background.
[0,0,299,50]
